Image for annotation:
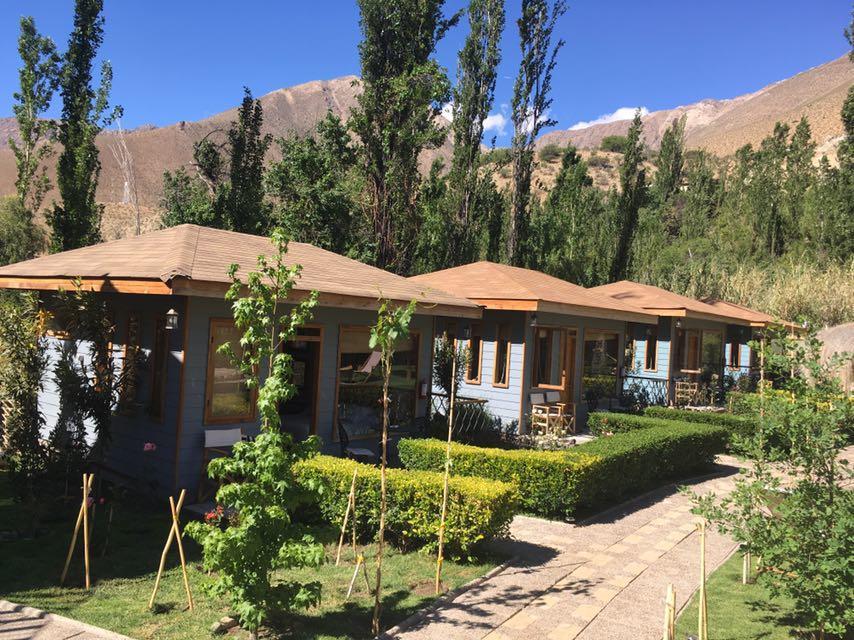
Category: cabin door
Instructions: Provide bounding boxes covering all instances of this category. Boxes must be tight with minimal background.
[279,327,322,439]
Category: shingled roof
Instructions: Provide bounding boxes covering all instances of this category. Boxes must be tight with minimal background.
[590,280,782,327]
[409,261,657,323]
[0,225,481,317]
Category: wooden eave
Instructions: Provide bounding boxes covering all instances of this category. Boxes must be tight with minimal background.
[470,297,657,324]
[0,276,172,295]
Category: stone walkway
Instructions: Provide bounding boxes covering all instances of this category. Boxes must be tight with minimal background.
[0,601,132,640]
[389,456,744,640]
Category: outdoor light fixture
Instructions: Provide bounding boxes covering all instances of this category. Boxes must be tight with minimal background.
[461,326,472,340]
[675,319,683,328]
[530,312,538,328]
[165,308,179,330]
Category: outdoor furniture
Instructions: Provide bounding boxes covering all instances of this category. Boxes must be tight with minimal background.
[197,427,244,502]
[337,419,377,464]
[531,391,573,435]
[674,380,700,406]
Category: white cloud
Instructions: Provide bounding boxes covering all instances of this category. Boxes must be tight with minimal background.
[441,102,454,122]
[568,106,649,131]
[482,113,508,135]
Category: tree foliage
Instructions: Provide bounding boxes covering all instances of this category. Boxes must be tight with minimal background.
[609,109,647,281]
[48,0,120,253]
[186,229,324,634]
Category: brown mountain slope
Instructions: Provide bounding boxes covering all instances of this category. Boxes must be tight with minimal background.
[538,55,854,158]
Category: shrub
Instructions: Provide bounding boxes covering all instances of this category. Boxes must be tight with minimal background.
[293,455,518,557]
[400,423,727,518]
[643,406,753,436]
[399,438,597,517]
[587,153,610,168]
[600,135,628,153]
[538,143,563,163]
[480,147,512,166]
[586,411,680,436]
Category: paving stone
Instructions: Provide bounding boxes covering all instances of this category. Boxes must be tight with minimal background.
[547,622,584,640]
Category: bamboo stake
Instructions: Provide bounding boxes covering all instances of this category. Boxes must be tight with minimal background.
[759,334,766,418]
[697,521,708,640]
[60,473,93,585]
[663,583,676,640]
[82,473,91,590]
[742,550,751,585]
[148,490,189,610]
[170,493,194,611]
[336,469,358,566]
[346,553,372,600]
[435,350,458,595]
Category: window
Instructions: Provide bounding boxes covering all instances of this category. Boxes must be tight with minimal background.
[493,324,512,388]
[148,316,169,420]
[337,327,419,440]
[728,339,740,368]
[644,327,658,371]
[583,330,619,400]
[533,327,564,388]
[205,319,255,424]
[465,324,483,384]
[676,328,701,372]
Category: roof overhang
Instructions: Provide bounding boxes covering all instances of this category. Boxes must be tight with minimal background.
[0,275,482,319]
[470,297,657,324]
[644,306,753,326]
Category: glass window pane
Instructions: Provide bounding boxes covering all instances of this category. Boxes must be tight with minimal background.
[583,331,619,399]
[534,328,562,387]
[208,321,253,420]
[494,324,510,386]
[701,331,722,373]
[466,325,482,382]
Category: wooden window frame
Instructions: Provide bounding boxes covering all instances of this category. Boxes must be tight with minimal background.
[283,324,324,435]
[204,318,257,425]
[464,323,483,385]
[333,325,421,442]
[532,325,566,390]
[492,323,512,389]
[643,327,658,372]
[582,328,620,397]
[677,328,702,374]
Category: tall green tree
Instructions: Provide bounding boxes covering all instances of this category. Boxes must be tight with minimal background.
[220,88,272,234]
[652,115,685,205]
[10,17,60,215]
[783,117,816,242]
[266,113,357,254]
[507,0,566,265]
[609,109,647,281]
[350,0,459,273]
[445,0,505,265]
[48,0,120,253]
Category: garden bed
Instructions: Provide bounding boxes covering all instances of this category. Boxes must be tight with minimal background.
[0,473,499,640]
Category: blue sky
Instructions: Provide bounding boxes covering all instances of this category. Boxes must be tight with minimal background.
[0,1,850,144]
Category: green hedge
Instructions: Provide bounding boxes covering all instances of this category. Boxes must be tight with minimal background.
[586,411,681,436]
[397,439,598,518]
[399,423,727,518]
[643,406,753,436]
[293,455,518,557]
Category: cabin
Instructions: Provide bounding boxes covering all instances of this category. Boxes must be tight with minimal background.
[590,281,782,405]
[0,225,480,497]
[409,262,659,431]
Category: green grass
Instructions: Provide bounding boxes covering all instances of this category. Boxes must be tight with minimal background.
[676,552,802,640]
[0,474,498,639]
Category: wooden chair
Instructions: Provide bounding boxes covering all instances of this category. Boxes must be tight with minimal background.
[197,427,244,502]
[531,391,571,435]
[337,419,378,464]
[674,380,700,407]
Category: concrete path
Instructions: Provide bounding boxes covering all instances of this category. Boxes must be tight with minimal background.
[0,601,133,640]
[389,456,744,640]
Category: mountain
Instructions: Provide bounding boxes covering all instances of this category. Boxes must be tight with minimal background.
[538,55,854,159]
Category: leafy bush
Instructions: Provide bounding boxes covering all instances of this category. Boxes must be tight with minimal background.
[643,406,753,436]
[293,454,518,557]
[480,147,512,166]
[600,135,628,153]
[538,143,563,163]
[400,423,727,518]
[587,153,610,168]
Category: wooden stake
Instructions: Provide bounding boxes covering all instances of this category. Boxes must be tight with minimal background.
[148,490,191,611]
[697,521,708,640]
[759,334,766,418]
[742,551,751,585]
[435,351,458,595]
[336,469,358,567]
[60,473,93,586]
[82,473,91,589]
[663,583,676,640]
[346,553,372,600]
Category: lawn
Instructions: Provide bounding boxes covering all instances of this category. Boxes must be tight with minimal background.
[676,552,802,640]
[0,474,499,639]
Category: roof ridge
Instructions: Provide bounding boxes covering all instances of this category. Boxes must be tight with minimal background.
[160,225,200,283]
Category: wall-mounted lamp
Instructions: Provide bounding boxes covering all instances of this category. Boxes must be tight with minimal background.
[675,319,683,329]
[165,308,179,330]
[530,312,538,328]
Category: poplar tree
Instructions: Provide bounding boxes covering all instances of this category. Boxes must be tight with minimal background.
[446,0,505,265]
[609,109,647,281]
[508,0,566,265]
[350,0,459,273]
[653,115,686,205]
[49,0,120,253]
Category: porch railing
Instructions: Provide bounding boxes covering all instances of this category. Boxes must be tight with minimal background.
[428,392,497,440]
[620,374,670,408]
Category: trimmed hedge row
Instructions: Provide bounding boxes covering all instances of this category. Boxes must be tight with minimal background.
[586,411,684,436]
[643,406,753,436]
[399,422,727,518]
[397,439,599,517]
[293,455,518,556]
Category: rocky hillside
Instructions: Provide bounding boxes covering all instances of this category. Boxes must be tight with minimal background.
[538,55,854,160]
